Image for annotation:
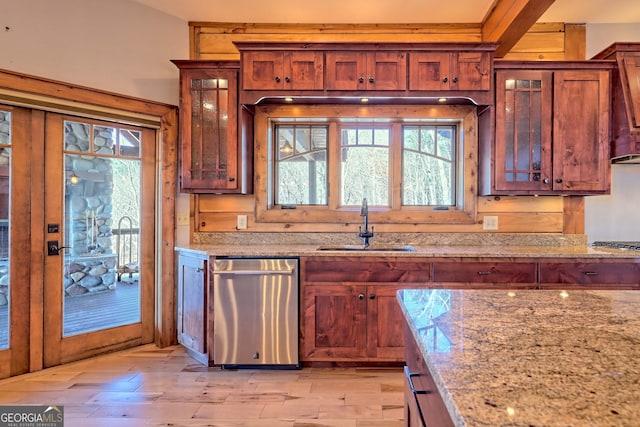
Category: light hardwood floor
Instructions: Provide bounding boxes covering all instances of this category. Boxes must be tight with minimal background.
[0,344,404,427]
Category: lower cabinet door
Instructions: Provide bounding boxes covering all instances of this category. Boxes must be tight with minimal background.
[302,284,368,360]
[176,253,209,365]
[367,284,406,360]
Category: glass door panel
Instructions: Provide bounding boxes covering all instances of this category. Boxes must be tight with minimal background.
[0,110,10,350]
[44,113,154,368]
[62,121,142,336]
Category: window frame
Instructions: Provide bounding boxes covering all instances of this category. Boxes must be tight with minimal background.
[254,104,477,225]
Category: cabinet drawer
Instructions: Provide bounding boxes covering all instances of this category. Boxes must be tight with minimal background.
[539,262,640,285]
[432,262,536,283]
[303,257,431,283]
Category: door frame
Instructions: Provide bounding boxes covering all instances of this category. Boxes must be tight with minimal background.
[0,69,178,376]
[0,106,40,378]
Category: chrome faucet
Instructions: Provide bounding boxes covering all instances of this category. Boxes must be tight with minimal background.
[358,198,374,247]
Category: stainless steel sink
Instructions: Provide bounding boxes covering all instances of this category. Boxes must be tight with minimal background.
[316,244,416,252]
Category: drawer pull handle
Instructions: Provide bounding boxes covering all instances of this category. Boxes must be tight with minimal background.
[404,367,431,394]
[404,366,429,425]
[584,271,599,276]
[477,271,492,275]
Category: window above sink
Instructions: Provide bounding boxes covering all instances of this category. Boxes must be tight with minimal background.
[254,104,478,225]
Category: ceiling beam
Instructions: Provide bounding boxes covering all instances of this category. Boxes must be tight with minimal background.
[482,0,556,58]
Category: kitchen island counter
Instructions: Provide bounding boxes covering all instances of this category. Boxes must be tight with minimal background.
[397,288,640,426]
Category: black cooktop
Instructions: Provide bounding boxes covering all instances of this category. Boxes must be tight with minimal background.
[591,241,640,251]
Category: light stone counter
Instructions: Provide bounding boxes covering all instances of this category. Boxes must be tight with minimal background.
[176,243,639,259]
[397,288,640,426]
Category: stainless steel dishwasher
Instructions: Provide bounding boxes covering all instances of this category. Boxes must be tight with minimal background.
[212,258,299,369]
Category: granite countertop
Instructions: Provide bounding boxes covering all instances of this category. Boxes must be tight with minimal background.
[397,288,640,426]
[175,243,639,259]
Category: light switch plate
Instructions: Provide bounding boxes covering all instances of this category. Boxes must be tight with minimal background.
[177,213,189,226]
[483,216,499,230]
[237,215,248,230]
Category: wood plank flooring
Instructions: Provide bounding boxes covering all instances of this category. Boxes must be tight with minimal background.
[0,344,405,427]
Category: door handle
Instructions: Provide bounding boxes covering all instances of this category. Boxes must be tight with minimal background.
[47,240,71,256]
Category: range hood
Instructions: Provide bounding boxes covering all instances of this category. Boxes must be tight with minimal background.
[592,43,640,164]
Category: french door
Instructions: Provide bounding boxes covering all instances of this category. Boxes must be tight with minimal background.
[0,106,157,377]
[0,106,33,378]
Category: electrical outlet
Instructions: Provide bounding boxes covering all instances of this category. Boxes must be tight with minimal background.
[483,216,499,230]
[237,215,248,230]
[177,213,189,226]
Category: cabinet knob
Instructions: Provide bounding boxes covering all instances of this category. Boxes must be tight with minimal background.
[452,77,458,83]
[369,293,376,300]
[358,77,365,83]
[556,178,563,184]
[285,76,291,83]
[200,221,206,227]
[442,77,448,83]
[228,177,235,182]
[275,76,281,83]
[368,77,375,83]
[358,293,365,300]
[543,178,551,184]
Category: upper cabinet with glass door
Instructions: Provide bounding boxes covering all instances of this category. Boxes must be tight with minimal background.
[172,60,252,194]
[480,62,612,195]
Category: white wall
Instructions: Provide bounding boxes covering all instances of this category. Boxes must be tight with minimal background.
[585,166,640,242]
[0,0,188,105]
[0,0,190,241]
[584,23,640,242]
[587,23,640,58]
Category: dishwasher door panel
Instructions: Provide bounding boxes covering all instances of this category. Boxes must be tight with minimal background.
[213,258,299,367]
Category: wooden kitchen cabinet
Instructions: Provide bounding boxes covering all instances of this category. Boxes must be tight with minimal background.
[240,50,324,90]
[301,256,431,362]
[172,60,252,194]
[432,260,537,287]
[302,284,367,360]
[592,44,640,161]
[483,64,611,195]
[235,42,497,104]
[302,282,406,361]
[539,259,640,289]
[619,53,640,129]
[409,51,491,91]
[176,251,210,365]
[325,51,407,91]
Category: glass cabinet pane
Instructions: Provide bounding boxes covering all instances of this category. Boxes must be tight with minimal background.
[504,78,544,184]
[191,78,229,182]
